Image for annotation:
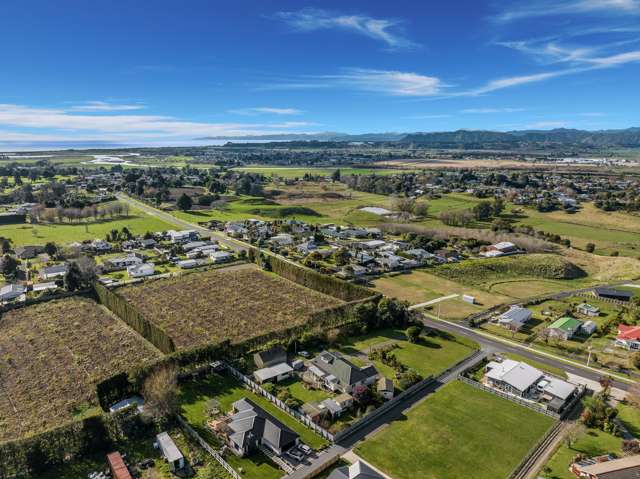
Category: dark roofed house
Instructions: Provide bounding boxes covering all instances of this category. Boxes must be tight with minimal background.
[14,245,44,259]
[225,398,299,457]
[307,351,379,394]
[594,287,633,302]
[254,345,287,369]
[40,263,68,280]
[570,453,640,478]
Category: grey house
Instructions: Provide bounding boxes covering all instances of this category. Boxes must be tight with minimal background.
[307,351,379,394]
[226,398,299,457]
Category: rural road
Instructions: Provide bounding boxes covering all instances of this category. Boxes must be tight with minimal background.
[421,315,633,391]
[409,293,459,310]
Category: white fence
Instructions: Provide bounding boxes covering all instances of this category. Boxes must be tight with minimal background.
[176,414,242,479]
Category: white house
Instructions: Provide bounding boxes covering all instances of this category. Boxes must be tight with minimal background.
[108,254,143,270]
[168,230,199,244]
[496,306,532,331]
[209,250,233,263]
[253,362,294,384]
[0,284,26,302]
[127,263,155,278]
[40,263,68,280]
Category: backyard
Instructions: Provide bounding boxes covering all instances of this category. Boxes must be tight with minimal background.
[0,297,162,442]
[117,265,341,349]
[356,380,555,479]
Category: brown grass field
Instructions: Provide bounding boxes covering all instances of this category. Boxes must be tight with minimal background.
[117,265,342,350]
[0,297,162,443]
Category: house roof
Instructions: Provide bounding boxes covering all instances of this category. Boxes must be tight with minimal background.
[595,287,633,300]
[618,324,640,341]
[254,346,286,365]
[498,306,532,325]
[228,398,298,451]
[254,363,293,382]
[311,351,378,388]
[578,454,640,477]
[377,377,394,392]
[542,378,576,401]
[42,263,67,275]
[156,432,183,462]
[577,303,599,312]
[328,460,385,479]
[486,359,543,392]
[106,452,132,479]
[548,317,583,333]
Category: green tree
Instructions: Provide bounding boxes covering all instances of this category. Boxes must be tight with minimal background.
[43,242,57,257]
[332,248,350,266]
[406,325,422,343]
[473,201,493,221]
[585,243,596,253]
[331,169,341,182]
[177,193,193,211]
[0,255,19,280]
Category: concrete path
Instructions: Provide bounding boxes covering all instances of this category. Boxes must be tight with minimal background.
[409,294,459,310]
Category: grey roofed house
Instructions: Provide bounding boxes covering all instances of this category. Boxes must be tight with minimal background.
[328,460,385,479]
[310,351,379,393]
[40,263,68,279]
[254,346,287,369]
[253,362,293,384]
[485,359,544,396]
[541,377,576,401]
[227,398,299,457]
[14,245,44,259]
[497,306,532,330]
[0,284,26,301]
[140,238,157,248]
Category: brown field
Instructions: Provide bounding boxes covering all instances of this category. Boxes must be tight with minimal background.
[118,265,342,349]
[0,297,162,443]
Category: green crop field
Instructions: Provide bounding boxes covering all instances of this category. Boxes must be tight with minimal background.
[356,380,555,479]
[0,206,175,246]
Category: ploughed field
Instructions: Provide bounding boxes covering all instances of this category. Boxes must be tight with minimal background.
[117,266,342,349]
[0,297,162,442]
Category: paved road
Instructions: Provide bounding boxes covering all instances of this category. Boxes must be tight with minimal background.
[421,316,633,391]
[284,350,487,479]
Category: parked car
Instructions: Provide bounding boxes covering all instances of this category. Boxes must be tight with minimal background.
[299,443,313,455]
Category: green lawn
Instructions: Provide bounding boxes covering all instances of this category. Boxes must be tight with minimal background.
[179,373,329,479]
[356,380,555,479]
[281,377,332,404]
[0,207,175,245]
[338,328,478,382]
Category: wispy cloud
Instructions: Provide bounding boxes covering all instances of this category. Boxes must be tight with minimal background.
[0,104,317,144]
[527,120,570,129]
[70,101,146,112]
[461,107,526,113]
[495,0,640,22]
[273,8,418,49]
[228,107,302,116]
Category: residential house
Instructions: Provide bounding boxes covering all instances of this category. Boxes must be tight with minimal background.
[140,238,157,249]
[156,432,184,472]
[209,250,233,264]
[107,254,143,270]
[496,306,532,331]
[14,245,44,259]
[404,248,434,262]
[40,263,68,280]
[615,325,640,350]
[581,321,598,336]
[254,346,287,369]
[225,222,248,238]
[545,317,583,341]
[485,359,543,397]
[434,249,460,262]
[91,239,112,252]
[317,393,354,418]
[570,454,640,479]
[328,461,385,479]
[377,377,394,400]
[253,363,294,384]
[183,240,211,252]
[376,254,403,272]
[0,284,26,302]
[168,230,199,244]
[359,240,386,251]
[306,351,379,394]
[32,281,57,293]
[481,241,520,258]
[577,303,600,317]
[224,398,299,457]
[127,263,155,278]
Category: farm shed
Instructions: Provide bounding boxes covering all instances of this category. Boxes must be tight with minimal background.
[156,432,185,472]
[106,452,132,479]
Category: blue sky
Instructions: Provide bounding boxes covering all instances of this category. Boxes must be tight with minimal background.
[1,0,640,148]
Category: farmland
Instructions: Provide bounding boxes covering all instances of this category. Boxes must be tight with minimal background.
[356,380,555,479]
[117,265,342,349]
[0,297,162,442]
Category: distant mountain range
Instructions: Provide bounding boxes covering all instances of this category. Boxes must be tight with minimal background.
[200,127,640,149]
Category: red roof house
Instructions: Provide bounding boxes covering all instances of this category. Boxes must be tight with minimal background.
[615,325,640,350]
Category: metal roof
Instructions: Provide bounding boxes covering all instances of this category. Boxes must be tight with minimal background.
[156,432,183,463]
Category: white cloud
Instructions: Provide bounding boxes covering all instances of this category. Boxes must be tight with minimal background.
[228,107,303,116]
[0,104,317,142]
[495,0,640,22]
[466,71,572,95]
[461,107,525,113]
[527,120,570,129]
[70,101,146,112]
[274,8,418,49]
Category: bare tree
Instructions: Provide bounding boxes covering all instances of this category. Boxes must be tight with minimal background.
[142,363,179,422]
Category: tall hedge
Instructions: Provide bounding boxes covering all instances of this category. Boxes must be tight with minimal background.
[0,407,147,478]
[93,282,176,354]
[257,249,375,302]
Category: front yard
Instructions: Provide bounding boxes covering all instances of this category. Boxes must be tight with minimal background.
[356,380,555,479]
